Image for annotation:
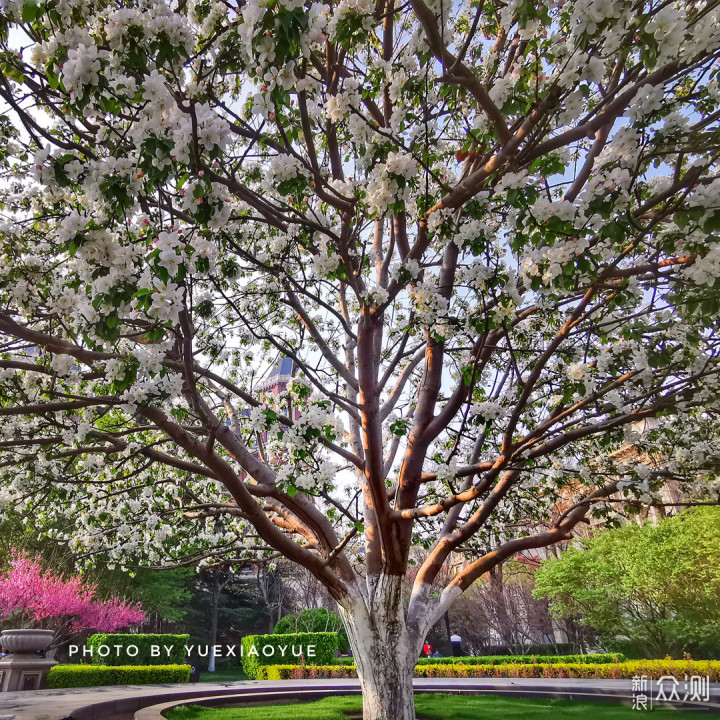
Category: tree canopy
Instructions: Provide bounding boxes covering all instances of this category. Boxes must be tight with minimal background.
[534,507,720,658]
[0,549,145,643]
[1,0,720,715]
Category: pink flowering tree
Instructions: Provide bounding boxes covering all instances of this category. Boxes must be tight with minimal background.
[0,551,145,646]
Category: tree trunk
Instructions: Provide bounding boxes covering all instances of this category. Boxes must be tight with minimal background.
[489,565,515,648]
[354,644,415,720]
[208,572,220,673]
[338,577,418,720]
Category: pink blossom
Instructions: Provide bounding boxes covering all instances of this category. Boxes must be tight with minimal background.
[0,550,144,633]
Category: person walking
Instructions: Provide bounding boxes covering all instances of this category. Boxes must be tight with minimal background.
[450,632,462,657]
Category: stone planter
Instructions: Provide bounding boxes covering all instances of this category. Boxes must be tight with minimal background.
[0,630,57,692]
[0,629,55,655]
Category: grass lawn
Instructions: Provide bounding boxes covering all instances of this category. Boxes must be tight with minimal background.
[198,669,248,683]
[166,693,705,719]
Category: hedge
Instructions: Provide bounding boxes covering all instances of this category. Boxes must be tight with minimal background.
[337,652,626,666]
[257,664,353,680]
[241,632,338,679]
[274,609,350,654]
[477,642,580,656]
[86,633,189,666]
[260,659,720,682]
[415,659,720,681]
[46,664,191,688]
[418,652,626,665]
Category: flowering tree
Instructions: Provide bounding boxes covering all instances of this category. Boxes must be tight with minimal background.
[0,551,145,644]
[0,0,720,716]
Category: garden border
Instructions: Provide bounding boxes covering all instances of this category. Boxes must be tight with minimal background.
[35,678,719,720]
[132,681,720,719]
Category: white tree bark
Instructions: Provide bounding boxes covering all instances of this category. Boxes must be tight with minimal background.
[338,577,420,720]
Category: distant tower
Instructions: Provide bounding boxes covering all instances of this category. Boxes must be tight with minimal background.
[258,356,295,398]
[254,357,301,447]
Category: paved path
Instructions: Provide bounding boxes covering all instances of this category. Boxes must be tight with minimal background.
[0,678,717,720]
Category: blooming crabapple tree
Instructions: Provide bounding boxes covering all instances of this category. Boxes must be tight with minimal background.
[1,0,720,716]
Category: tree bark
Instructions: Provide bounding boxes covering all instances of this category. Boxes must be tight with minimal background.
[355,645,415,720]
[488,565,515,649]
[208,572,220,673]
[338,577,418,720]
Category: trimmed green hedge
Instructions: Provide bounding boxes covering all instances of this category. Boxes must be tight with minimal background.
[47,664,191,688]
[241,632,338,679]
[415,652,626,665]
[337,652,625,666]
[85,633,189,666]
[261,659,720,682]
[274,609,350,653]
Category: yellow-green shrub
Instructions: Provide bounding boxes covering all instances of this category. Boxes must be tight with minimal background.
[241,632,338,679]
[86,633,189,666]
[47,664,191,688]
[261,659,720,682]
[258,664,357,680]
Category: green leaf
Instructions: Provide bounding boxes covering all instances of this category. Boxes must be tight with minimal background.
[701,213,720,233]
[46,70,60,90]
[640,33,659,70]
[389,419,409,436]
[701,297,719,315]
[145,327,165,343]
[674,211,689,229]
[600,220,626,242]
[21,0,45,23]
